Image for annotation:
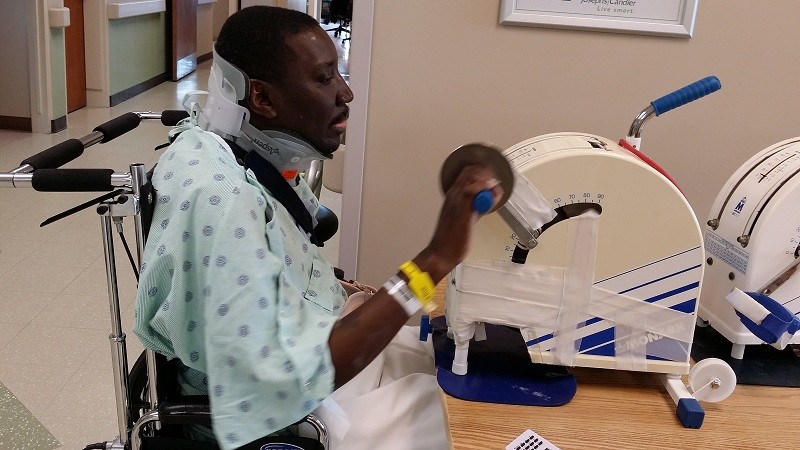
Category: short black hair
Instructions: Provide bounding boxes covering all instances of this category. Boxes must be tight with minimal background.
[215,6,320,83]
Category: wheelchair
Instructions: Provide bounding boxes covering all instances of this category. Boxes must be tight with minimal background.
[0,111,333,450]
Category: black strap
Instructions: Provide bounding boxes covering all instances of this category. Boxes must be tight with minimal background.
[40,189,126,227]
[226,139,318,245]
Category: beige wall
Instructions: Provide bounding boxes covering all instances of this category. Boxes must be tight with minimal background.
[354,0,800,286]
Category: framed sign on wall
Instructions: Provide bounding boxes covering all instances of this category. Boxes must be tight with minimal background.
[499,0,699,38]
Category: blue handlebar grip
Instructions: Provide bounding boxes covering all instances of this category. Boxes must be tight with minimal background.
[473,189,494,214]
[651,76,721,116]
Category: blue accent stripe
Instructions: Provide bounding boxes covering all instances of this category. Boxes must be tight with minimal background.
[595,247,700,283]
[618,265,701,295]
[585,342,615,357]
[579,298,697,357]
[520,244,701,350]
[671,298,697,314]
[643,282,699,304]
[578,327,614,351]
[526,333,554,347]
[525,282,700,348]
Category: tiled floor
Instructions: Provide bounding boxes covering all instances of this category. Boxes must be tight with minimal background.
[0,27,347,449]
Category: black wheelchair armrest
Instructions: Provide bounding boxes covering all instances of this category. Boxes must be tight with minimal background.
[158,395,212,426]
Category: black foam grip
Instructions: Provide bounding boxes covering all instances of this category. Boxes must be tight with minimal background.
[93,112,141,143]
[31,168,115,192]
[161,109,189,126]
[20,138,84,169]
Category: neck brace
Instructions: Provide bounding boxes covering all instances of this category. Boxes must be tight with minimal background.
[189,47,330,176]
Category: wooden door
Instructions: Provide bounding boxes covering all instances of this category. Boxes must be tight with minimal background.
[170,0,197,81]
[65,0,86,112]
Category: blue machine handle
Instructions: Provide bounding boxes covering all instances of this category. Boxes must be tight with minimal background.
[472,190,495,214]
[651,76,721,116]
[734,291,800,345]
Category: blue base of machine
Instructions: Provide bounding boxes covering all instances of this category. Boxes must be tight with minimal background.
[429,316,577,406]
[691,324,800,387]
[676,398,704,429]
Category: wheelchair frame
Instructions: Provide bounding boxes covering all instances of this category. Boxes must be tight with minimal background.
[0,111,329,450]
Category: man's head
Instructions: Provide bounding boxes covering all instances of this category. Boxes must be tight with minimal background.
[215,6,353,153]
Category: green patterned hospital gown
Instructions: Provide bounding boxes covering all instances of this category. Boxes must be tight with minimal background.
[134,126,346,449]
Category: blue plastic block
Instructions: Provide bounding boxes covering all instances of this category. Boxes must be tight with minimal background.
[419,315,432,341]
[677,398,705,429]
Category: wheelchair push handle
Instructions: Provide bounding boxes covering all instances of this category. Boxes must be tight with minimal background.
[160,109,190,126]
[91,109,188,141]
[135,109,190,126]
[0,168,128,191]
[30,168,118,192]
[93,112,142,143]
[17,113,140,171]
[13,110,188,172]
[20,138,85,171]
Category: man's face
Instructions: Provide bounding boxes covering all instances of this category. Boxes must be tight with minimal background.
[266,27,353,154]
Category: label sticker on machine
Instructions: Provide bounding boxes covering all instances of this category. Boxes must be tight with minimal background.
[705,230,749,274]
[732,197,746,216]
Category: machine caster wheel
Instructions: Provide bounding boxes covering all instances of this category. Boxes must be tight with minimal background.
[689,358,737,403]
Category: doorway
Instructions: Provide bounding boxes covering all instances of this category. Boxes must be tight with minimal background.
[65,0,86,112]
[169,0,198,81]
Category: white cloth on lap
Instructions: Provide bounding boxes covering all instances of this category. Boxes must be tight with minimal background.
[313,326,448,450]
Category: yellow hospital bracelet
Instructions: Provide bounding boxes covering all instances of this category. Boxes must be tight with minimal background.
[399,260,437,313]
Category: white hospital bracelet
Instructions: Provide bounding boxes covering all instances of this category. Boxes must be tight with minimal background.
[382,275,422,316]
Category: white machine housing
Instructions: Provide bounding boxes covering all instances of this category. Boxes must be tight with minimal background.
[699,137,800,356]
[445,132,705,375]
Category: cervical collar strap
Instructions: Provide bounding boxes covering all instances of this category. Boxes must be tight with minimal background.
[227,139,318,245]
[235,122,330,177]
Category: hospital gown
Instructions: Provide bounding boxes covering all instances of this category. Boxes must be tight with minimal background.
[134,126,345,449]
[134,126,448,450]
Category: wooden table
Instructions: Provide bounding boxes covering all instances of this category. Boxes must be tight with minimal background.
[431,289,800,450]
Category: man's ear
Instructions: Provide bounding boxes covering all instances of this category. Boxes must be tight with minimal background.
[246,79,278,119]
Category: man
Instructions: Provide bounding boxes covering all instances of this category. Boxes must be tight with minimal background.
[134,6,501,449]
